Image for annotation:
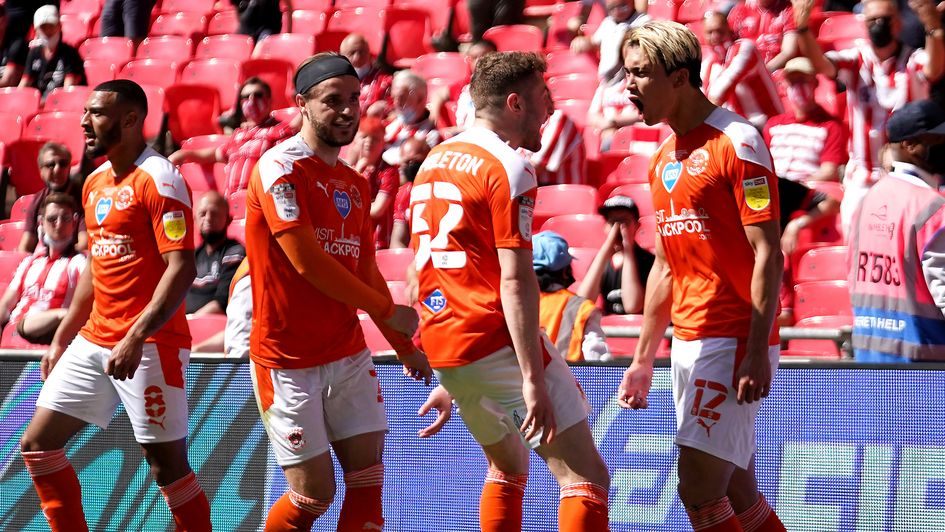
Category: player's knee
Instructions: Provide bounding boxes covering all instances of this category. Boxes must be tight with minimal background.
[20,433,47,454]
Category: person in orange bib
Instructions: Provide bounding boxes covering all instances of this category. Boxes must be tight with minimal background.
[19,79,211,532]
[616,21,787,532]
[245,52,433,532]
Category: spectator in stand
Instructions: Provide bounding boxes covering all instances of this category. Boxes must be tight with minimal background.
[389,138,430,249]
[577,195,654,315]
[434,39,498,131]
[764,58,849,183]
[728,0,799,71]
[0,5,29,87]
[192,257,251,356]
[848,100,945,362]
[701,11,783,129]
[0,193,86,345]
[170,78,299,196]
[18,142,87,253]
[529,110,587,185]
[567,0,649,37]
[533,231,612,362]
[18,6,85,98]
[381,70,442,165]
[185,191,246,316]
[793,0,945,234]
[345,117,399,249]
[100,0,155,48]
[571,0,650,81]
[467,0,525,42]
[341,33,393,117]
[228,0,292,42]
[587,56,642,151]
[3,1,54,62]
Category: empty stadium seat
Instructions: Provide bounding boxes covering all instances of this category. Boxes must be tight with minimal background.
[0,87,41,117]
[227,219,246,244]
[534,184,600,229]
[162,0,216,13]
[412,53,470,86]
[62,0,102,16]
[0,112,25,148]
[0,222,26,251]
[383,7,434,68]
[164,84,222,143]
[271,107,300,123]
[44,86,93,113]
[79,36,134,65]
[240,58,294,110]
[646,0,678,21]
[607,154,651,185]
[5,140,48,196]
[386,280,410,305]
[548,73,598,102]
[539,214,607,249]
[83,59,118,86]
[567,246,597,286]
[293,0,334,9]
[179,58,242,108]
[228,190,247,219]
[676,0,726,23]
[120,59,180,91]
[359,314,394,355]
[600,314,671,358]
[60,13,96,46]
[252,33,317,71]
[787,315,851,358]
[25,112,86,168]
[196,34,255,61]
[796,245,849,283]
[556,99,591,129]
[794,280,852,321]
[186,314,228,348]
[376,248,415,282]
[611,124,669,155]
[140,84,166,140]
[608,183,654,217]
[290,10,332,37]
[326,8,386,55]
[8,195,35,223]
[395,0,452,41]
[314,30,348,53]
[545,51,598,79]
[151,12,208,39]
[816,14,865,48]
[482,24,544,52]
[182,134,230,151]
[179,162,216,192]
[636,215,656,252]
[805,180,844,201]
[137,35,194,61]
[207,10,240,35]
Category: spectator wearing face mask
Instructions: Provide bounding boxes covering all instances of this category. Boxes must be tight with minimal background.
[341,33,393,117]
[381,70,442,166]
[18,6,85,98]
[389,138,431,249]
[186,191,246,315]
[570,0,650,81]
[345,117,400,249]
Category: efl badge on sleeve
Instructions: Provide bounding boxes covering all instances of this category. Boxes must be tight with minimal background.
[162,211,187,241]
[422,288,448,314]
[271,182,299,222]
[661,161,683,193]
[742,177,771,211]
[518,196,534,241]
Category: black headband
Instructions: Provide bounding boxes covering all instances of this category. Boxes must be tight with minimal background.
[294,55,359,96]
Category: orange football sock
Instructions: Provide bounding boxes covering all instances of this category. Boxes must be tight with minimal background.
[337,463,384,531]
[559,482,610,531]
[736,494,786,532]
[265,490,330,532]
[159,471,212,532]
[687,497,744,532]
[480,467,527,532]
[21,449,88,532]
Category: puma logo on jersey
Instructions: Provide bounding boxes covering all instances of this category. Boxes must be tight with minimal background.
[315,181,330,197]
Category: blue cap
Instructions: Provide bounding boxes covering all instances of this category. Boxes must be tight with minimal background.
[532,231,573,271]
[886,100,945,142]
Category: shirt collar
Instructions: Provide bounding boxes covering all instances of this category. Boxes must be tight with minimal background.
[889,161,935,189]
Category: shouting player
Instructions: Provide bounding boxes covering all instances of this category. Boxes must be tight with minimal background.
[616,21,787,532]
[245,52,432,531]
[20,80,211,531]
[410,51,611,531]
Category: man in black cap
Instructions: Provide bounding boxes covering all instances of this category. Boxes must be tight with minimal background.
[848,99,945,362]
[244,52,432,531]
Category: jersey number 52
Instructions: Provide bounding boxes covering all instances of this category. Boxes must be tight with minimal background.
[410,182,467,270]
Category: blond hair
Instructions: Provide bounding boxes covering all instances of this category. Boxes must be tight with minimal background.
[623,20,703,88]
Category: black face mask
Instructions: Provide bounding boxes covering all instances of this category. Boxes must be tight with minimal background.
[201,229,227,246]
[869,17,894,48]
[401,161,423,182]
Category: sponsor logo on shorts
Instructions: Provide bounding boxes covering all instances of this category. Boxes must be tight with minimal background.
[162,211,187,241]
[422,289,447,313]
[95,198,112,224]
[144,385,167,430]
[742,176,771,211]
[286,428,306,450]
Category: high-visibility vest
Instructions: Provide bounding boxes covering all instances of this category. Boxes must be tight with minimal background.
[539,288,598,361]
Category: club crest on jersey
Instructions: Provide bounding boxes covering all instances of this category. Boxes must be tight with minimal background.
[742,177,771,211]
[333,190,351,219]
[423,289,447,313]
[662,161,683,193]
[95,198,112,224]
[115,185,135,210]
[686,149,709,176]
[162,211,187,241]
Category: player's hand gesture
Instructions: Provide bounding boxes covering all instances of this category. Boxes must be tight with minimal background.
[617,360,653,409]
[384,304,420,336]
[417,385,453,437]
[40,343,67,380]
[106,335,145,381]
[735,347,772,404]
[521,379,556,445]
[399,347,433,385]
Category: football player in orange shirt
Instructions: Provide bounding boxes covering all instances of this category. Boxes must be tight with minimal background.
[410,52,610,531]
[19,79,211,531]
[616,21,787,532]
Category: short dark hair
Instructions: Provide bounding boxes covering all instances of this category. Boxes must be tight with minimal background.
[93,79,149,116]
[42,192,78,213]
[470,51,546,114]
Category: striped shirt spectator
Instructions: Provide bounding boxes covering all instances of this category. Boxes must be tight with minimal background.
[529,110,587,185]
[727,0,799,70]
[702,39,783,129]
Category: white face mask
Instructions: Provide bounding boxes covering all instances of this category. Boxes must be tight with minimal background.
[42,232,71,253]
[34,30,60,49]
[399,107,418,124]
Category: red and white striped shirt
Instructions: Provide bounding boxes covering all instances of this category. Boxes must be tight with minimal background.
[8,250,86,324]
[589,76,636,122]
[359,67,393,116]
[529,110,587,185]
[382,112,442,165]
[763,106,849,181]
[218,119,295,196]
[702,39,783,129]
[827,42,929,185]
[727,0,796,65]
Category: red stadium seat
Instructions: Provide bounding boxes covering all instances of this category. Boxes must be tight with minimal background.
[548,73,598,102]
[207,10,240,35]
[179,163,216,192]
[294,0,334,9]
[25,112,86,168]
[271,107,300,124]
[0,112,25,148]
[0,222,26,251]
[794,280,852,321]
[607,154,652,185]
[787,315,851,358]
[9,194,35,223]
[545,51,598,80]
[412,53,470,86]
[136,35,194,61]
[395,0,452,41]
[534,184,600,229]
[326,8,385,55]
[453,0,473,42]
[120,59,180,91]
[186,314,228,348]
[482,24,544,52]
[524,0,559,17]
[375,248,415,282]
[313,30,348,53]
[0,87,41,117]
[240,58,294,111]
[196,34,255,61]
[5,140,48,196]
[609,183,654,217]
[252,33,317,71]
[335,0,390,7]
[44,86,93,112]
[645,0,678,21]
[540,214,607,249]
[79,37,134,65]
[555,99,591,130]
[816,13,865,48]
[804,179,844,201]
[182,134,230,151]
[151,12,208,39]
[382,7,434,68]
[0,250,27,281]
[163,84,222,144]
[162,0,215,13]
[611,124,670,154]
[676,0,725,23]
[227,218,245,244]
[228,190,247,219]
[140,84,166,140]
[290,10,332,37]
[600,314,671,358]
[179,58,242,108]
[359,314,394,355]
[0,322,49,349]
[60,13,96,46]
[83,59,117,86]
[62,0,103,16]
[796,245,849,283]
[635,215,656,252]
